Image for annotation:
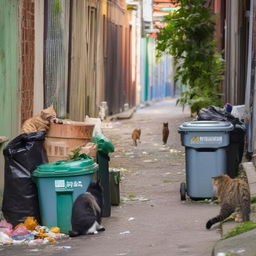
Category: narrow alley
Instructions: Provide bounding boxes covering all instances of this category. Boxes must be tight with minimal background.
[1,0,256,255]
[1,99,221,256]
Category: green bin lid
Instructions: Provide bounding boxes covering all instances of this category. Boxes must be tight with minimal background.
[178,121,234,132]
[33,154,98,177]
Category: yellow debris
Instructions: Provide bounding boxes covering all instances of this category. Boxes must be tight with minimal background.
[23,217,38,231]
[50,227,60,233]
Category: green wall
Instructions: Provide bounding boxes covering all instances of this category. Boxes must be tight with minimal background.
[0,0,19,204]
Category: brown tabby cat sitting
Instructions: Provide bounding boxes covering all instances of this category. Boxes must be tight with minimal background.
[21,105,63,134]
[206,174,251,229]
[162,122,169,145]
[132,128,141,146]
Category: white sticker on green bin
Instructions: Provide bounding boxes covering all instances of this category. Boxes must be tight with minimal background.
[55,180,83,190]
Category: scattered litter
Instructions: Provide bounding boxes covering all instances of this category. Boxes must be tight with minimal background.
[28,249,40,252]
[0,232,13,245]
[236,249,246,254]
[216,253,226,256]
[119,168,128,172]
[170,148,181,153]
[27,239,44,246]
[119,231,130,235]
[143,159,158,163]
[125,152,134,156]
[131,196,149,202]
[165,172,171,175]
[113,121,122,125]
[143,159,153,163]
[177,172,182,175]
[0,220,13,236]
[0,217,68,246]
[24,217,38,231]
[142,151,148,155]
[122,196,149,202]
[12,233,34,241]
[101,122,113,129]
[128,217,135,221]
[12,225,29,236]
[50,227,60,234]
[114,155,121,158]
[116,253,128,256]
[159,147,169,152]
[12,239,27,245]
[61,246,72,249]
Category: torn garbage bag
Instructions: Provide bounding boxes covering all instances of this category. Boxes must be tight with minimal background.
[2,131,48,226]
[92,131,114,154]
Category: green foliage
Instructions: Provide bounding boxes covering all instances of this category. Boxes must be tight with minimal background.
[222,221,256,240]
[67,147,81,161]
[156,0,224,113]
[251,196,256,203]
[54,0,62,15]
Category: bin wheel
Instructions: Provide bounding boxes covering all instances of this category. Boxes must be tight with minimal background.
[180,182,186,201]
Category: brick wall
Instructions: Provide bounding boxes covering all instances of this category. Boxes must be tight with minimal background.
[20,0,35,125]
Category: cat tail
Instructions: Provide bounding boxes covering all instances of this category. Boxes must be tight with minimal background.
[69,230,80,237]
[240,187,251,221]
[206,206,234,229]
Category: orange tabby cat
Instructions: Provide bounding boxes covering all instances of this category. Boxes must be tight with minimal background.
[206,174,250,229]
[21,105,63,134]
[132,128,141,146]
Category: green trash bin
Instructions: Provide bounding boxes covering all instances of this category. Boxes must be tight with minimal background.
[109,169,120,206]
[93,132,114,217]
[32,154,98,234]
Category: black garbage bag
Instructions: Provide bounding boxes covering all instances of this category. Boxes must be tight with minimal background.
[197,106,242,125]
[2,131,48,226]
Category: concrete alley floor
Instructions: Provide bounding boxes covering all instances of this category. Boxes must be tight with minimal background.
[1,99,221,256]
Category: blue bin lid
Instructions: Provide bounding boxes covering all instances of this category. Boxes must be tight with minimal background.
[178,121,234,132]
[33,154,98,177]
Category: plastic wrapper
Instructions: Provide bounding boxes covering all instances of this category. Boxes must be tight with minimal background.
[0,232,13,245]
[2,132,48,226]
[0,220,13,236]
[12,225,29,236]
[50,227,60,233]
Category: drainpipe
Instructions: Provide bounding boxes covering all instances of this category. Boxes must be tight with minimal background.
[245,0,254,153]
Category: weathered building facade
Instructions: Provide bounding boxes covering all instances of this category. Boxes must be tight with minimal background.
[210,0,256,156]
